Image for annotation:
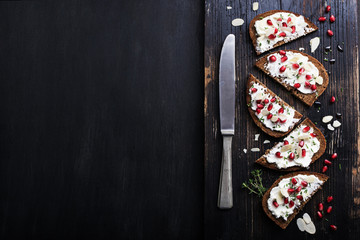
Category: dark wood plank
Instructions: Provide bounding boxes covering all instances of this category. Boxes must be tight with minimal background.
[205,0,360,239]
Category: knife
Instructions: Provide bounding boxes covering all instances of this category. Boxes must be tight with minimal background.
[217,34,235,209]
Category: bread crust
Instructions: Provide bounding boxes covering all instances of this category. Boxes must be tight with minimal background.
[262,171,329,229]
[255,50,329,106]
[246,74,303,138]
[249,10,318,55]
[255,118,326,171]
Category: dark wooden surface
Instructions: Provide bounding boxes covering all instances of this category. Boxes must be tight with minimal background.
[205,0,360,239]
[0,1,204,239]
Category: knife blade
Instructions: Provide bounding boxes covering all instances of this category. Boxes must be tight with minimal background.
[218,34,235,209]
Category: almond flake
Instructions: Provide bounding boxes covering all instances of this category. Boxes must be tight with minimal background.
[299,47,305,51]
[333,120,341,128]
[226,6,232,10]
[232,18,244,27]
[310,37,320,53]
[297,218,306,232]
[251,147,260,152]
[322,115,333,123]
[243,149,247,153]
[302,213,312,224]
[327,123,334,131]
[252,2,259,11]
[255,134,260,141]
[263,140,270,144]
[304,221,316,234]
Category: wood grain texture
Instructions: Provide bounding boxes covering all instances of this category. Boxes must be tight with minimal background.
[205,0,360,239]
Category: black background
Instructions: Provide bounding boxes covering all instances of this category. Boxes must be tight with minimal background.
[0,1,204,239]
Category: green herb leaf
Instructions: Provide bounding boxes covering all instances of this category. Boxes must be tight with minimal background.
[242,169,267,197]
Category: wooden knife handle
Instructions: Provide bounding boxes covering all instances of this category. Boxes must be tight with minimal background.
[217,135,233,209]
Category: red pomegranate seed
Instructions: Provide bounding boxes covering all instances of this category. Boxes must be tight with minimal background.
[303,126,310,132]
[327,196,334,203]
[327,29,334,37]
[330,225,337,231]
[270,97,276,102]
[327,206,333,213]
[279,50,286,55]
[292,63,299,69]
[330,96,336,103]
[257,104,264,109]
[294,83,300,88]
[296,186,302,192]
[319,202,324,211]
[301,181,308,187]
[256,108,261,114]
[284,140,289,145]
[317,211,323,218]
[326,5,331,13]
[267,19,273,25]
[298,68,305,75]
[284,197,289,204]
[274,28,278,34]
[277,18,282,21]
[288,188,295,194]
[306,74,312,80]
[267,113,273,119]
[279,32,286,37]
[305,81,311,88]
[297,195,303,200]
[302,149,306,157]
[264,98,269,104]
[330,15,335,23]
[291,178,297,185]
[256,99,261,104]
[267,103,273,111]
[269,55,277,62]
[318,16,326,22]
[287,17,291,23]
[289,152,295,160]
[324,159,332,165]
[310,133,317,137]
[282,22,288,27]
[331,153,338,160]
[322,165,328,173]
[273,200,279,208]
[251,88,257,93]
[299,140,304,147]
[281,56,288,62]
[280,65,286,72]
[268,34,276,39]
[278,107,284,114]
[276,152,282,158]
[289,200,294,208]
[280,118,287,123]
[291,26,296,33]
[311,84,317,90]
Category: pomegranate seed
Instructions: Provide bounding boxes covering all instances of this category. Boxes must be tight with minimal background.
[282,22,288,27]
[273,200,279,208]
[310,133,317,137]
[301,181,308,187]
[324,159,332,165]
[256,99,261,104]
[297,195,303,200]
[279,32,286,37]
[269,55,277,62]
[330,15,335,23]
[326,5,331,13]
[287,17,291,23]
[296,186,302,192]
[327,196,334,203]
[331,153,338,160]
[268,34,276,39]
[264,98,269,104]
[303,126,310,132]
[291,178,297,185]
[270,97,276,102]
[294,83,300,88]
[277,18,282,21]
[251,88,257,93]
[305,81,311,88]
[256,108,261,114]
[288,188,295,194]
[284,197,289,204]
[257,104,264,109]
[289,200,294,208]
[317,211,323,218]
[276,152,282,158]
[289,152,295,160]
[281,56,288,62]
[306,74,312,80]
[278,107,284,114]
[267,113,273,119]
[267,19,273,25]
[292,63,299,69]
[274,28,278,34]
[330,96,336,103]
[298,68,305,75]
[311,84,317,90]
[319,203,324,211]
[322,165,328,173]
[318,16,326,22]
[279,50,286,55]
[280,118,287,123]
[327,206,333,213]
[299,140,304,147]
[280,65,286,72]
[330,225,337,231]
[327,29,334,37]
[302,149,306,157]
[291,26,296,33]
[267,103,273,111]
[284,140,289,145]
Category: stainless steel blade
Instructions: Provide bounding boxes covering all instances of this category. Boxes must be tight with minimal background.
[219,34,235,135]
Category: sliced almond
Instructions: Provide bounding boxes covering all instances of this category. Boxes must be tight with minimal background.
[280,187,289,198]
[232,18,244,27]
[304,221,316,234]
[297,218,306,232]
[278,114,287,121]
[243,149,247,153]
[271,115,279,123]
[275,191,284,205]
[315,76,323,85]
[226,6,232,10]
[263,140,270,144]
[322,115,333,123]
[303,213,312,224]
[281,144,293,152]
[298,133,311,140]
[255,134,260,141]
[251,147,260,152]
[289,56,300,63]
[305,175,317,183]
[310,37,320,53]
[252,2,259,11]
[261,109,270,116]
[297,75,306,84]
[333,120,341,128]
[254,92,264,100]
[327,123,334,131]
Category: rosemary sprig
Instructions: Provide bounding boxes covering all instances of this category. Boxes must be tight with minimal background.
[242,169,267,197]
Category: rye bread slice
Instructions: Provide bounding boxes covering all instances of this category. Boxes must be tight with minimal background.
[255,118,326,171]
[255,50,329,106]
[262,171,329,229]
[246,74,303,138]
[249,10,318,55]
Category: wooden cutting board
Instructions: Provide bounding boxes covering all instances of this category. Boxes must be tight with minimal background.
[204,0,360,239]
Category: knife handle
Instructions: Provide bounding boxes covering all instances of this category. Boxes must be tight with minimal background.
[217,135,233,209]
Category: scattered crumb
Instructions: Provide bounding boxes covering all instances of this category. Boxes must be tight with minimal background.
[327,123,334,131]
[333,120,341,128]
[255,134,260,141]
[263,140,270,144]
[299,47,305,51]
[243,149,247,154]
[310,37,320,53]
[251,148,260,152]
[226,6,232,10]
[252,2,259,11]
[232,18,244,27]
[322,115,333,123]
